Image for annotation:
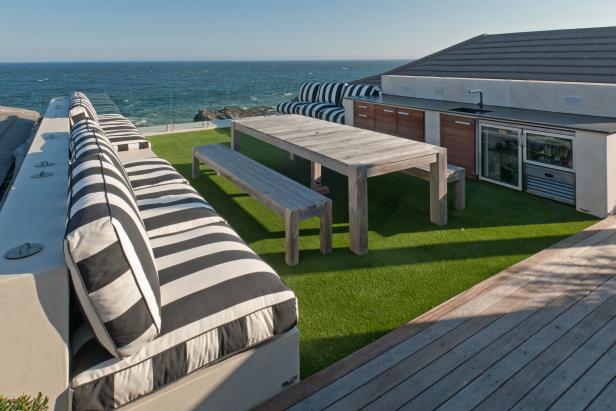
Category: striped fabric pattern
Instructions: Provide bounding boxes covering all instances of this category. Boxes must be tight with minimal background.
[123,157,188,190]
[134,182,225,238]
[319,106,345,124]
[69,92,100,125]
[70,222,298,410]
[69,121,134,196]
[342,83,381,99]
[298,102,339,118]
[96,115,151,151]
[298,82,320,102]
[317,82,346,105]
[65,154,161,358]
[276,101,309,115]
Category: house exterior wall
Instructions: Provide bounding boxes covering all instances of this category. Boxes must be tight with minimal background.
[382,75,616,118]
[0,97,70,410]
[575,130,610,217]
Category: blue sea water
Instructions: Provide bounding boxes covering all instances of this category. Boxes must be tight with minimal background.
[0,60,404,126]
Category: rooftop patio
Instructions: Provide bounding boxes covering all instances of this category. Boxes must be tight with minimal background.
[149,127,596,378]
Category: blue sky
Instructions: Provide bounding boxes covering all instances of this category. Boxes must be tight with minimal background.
[1,0,615,62]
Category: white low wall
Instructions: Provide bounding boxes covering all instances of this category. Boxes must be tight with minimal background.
[382,75,616,118]
[0,97,70,410]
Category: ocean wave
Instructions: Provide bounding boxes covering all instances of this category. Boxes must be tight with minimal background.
[283,92,293,97]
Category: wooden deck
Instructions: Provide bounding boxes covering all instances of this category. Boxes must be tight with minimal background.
[258,217,616,410]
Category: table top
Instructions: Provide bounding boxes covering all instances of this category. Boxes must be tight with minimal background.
[233,115,442,176]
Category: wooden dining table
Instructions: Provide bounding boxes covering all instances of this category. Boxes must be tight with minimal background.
[231,114,448,255]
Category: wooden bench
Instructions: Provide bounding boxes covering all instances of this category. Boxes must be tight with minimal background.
[192,144,333,265]
[402,163,465,210]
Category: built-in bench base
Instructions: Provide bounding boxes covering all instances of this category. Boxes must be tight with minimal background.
[193,144,333,265]
[402,163,465,210]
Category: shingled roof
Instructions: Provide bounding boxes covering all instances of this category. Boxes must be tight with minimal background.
[358,26,616,85]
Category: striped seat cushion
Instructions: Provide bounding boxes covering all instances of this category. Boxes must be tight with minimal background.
[317,82,345,106]
[135,183,225,238]
[123,157,188,190]
[298,102,339,118]
[342,84,381,99]
[276,100,309,115]
[298,82,321,102]
[98,116,151,151]
[69,92,100,126]
[65,153,161,359]
[70,222,298,410]
[319,106,346,124]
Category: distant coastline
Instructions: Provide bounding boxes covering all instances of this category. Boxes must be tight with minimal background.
[0,60,403,126]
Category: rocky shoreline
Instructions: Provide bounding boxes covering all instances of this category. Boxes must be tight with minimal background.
[193,105,276,122]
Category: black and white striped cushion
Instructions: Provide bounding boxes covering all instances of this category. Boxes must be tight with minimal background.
[69,123,135,196]
[276,101,309,114]
[123,158,188,190]
[319,106,345,124]
[342,84,381,99]
[69,92,99,125]
[298,82,320,102]
[298,102,339,118]
[97,115,151,151]
[65,153,161,358]
[317,82,345,106]
[134,182,225,238]
[70,222,298,410]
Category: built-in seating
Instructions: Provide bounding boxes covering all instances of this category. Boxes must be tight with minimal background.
[276,82,380,124]
[65,92,298,410]
[68,92,151,151]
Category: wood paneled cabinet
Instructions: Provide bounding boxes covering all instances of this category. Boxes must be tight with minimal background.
[440,114,477,176]
[353,101,425,142]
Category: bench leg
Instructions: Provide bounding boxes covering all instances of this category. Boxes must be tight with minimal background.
[192,154,200,180]
[455,172,465,210]
[230,121,240,151]
[285,209,300,266]
[320,201,333,255]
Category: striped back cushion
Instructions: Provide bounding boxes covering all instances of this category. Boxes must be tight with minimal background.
[298,82,320,102]
[342,84,381,99]
[317,82,346,106]
[69,120,135,199]
[69,92,99,125]
[65,153,161,358]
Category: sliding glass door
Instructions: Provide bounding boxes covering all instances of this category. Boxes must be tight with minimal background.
[479,124,522,189]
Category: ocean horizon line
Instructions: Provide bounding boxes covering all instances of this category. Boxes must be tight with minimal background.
[0,58,410,65]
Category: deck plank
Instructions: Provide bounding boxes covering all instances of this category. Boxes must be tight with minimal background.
[257,218,616,411]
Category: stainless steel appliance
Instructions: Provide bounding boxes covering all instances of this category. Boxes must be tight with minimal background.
[478,123,575,205]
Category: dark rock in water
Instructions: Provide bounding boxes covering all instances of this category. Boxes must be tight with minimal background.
[193,105,276,122]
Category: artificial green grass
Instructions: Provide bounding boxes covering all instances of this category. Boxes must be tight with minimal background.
[148,128,597,378]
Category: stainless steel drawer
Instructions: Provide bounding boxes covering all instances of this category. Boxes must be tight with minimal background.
[523,164,575,205]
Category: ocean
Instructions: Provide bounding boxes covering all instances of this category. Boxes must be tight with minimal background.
[0,60,404,126]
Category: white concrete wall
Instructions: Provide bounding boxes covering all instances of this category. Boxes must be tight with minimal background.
[606,133,616,216]
[424,110,441,146]
[575,130,609,217]
[342,98,354,127]
[0,98,70,410]
[382,75,616,118]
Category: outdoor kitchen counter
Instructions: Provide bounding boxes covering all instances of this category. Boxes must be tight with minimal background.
[350,94,616,134]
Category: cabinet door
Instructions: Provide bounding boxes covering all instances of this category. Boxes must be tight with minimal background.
[440,114,476,176]
[397,109,425,142]
[374,105,397,133]
[354,101,374,129]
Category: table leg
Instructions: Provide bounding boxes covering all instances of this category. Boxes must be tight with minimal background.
[230,121,240,151]
[348,167,368,255]
[430,148,448,226]
[310,162,322,189]
[455,170,466,210]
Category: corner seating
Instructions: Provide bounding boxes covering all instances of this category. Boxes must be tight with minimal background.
[276,82,380,124]
[65,93,298,410]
